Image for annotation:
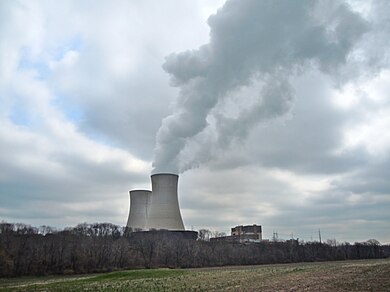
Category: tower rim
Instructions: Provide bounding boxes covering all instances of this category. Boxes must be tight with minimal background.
[129,189,152,193]
[151,173,179,177]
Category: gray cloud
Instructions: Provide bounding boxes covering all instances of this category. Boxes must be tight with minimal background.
[180,165,390,243]
[238,71,362,174]
[1,0,390,244]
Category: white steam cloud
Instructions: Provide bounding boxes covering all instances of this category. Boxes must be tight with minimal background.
[152,0,370,174]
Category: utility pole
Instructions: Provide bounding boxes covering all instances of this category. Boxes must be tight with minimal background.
[318,229,322,244]
[272,231,279,242]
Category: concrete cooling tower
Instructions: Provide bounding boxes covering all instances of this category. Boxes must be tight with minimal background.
[126,173,185,231]
[146,173,185,231]
[126,190,151,230]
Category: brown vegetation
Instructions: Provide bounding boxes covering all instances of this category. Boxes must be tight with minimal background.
[0,222,389,277]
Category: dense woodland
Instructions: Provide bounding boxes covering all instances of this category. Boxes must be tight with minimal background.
[0,222,389,277]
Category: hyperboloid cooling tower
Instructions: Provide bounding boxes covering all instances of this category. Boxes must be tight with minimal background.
[146,173,185,230]
[126,173,185,231]
[126,190,151,230]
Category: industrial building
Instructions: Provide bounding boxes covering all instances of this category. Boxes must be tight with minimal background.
[231,225,262,241]
[211,224,263,243]
[126,173,185,231]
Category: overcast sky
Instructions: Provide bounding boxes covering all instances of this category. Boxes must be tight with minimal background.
[1,0,390,244]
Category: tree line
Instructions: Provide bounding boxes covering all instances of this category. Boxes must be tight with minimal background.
[0,222,389,277]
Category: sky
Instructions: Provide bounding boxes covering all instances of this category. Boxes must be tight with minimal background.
[1,0,390,244]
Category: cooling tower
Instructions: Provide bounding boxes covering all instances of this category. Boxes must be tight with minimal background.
[146,173,185,230]
[126,190,151,231]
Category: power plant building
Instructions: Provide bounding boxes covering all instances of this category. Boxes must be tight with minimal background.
[127,173,185,231]
[231,224,262,241]
[211,224,263,243]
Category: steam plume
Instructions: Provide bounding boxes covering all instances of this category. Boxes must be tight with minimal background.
[152,0,369,174]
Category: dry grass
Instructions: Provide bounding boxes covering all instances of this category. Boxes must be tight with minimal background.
[1,258,389,291]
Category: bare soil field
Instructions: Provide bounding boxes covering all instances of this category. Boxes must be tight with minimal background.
[0,258,389,291]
